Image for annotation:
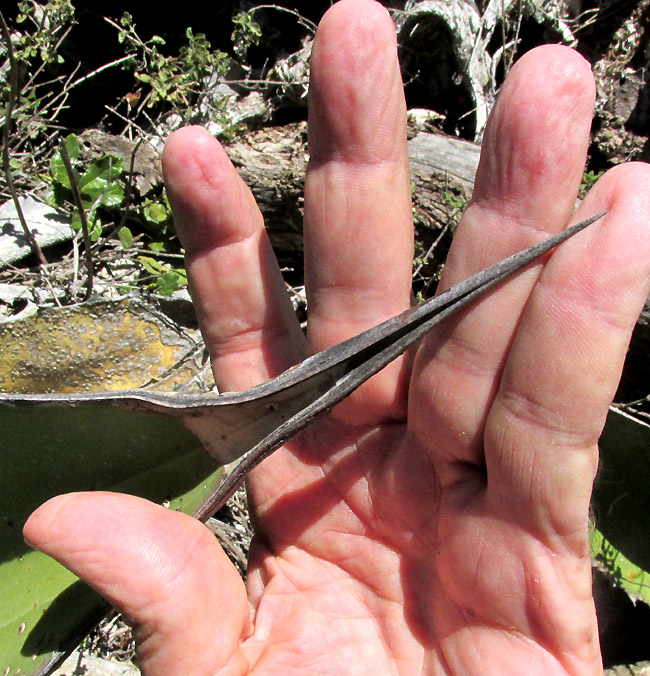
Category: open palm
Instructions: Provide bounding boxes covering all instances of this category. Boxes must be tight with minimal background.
[24,1,650,675]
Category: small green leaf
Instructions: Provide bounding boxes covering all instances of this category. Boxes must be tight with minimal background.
[90,220,103,242]
[156,271,180,296]
[580,170,604,195]
[77,155,122,186]
[78,156,124,205]
[138,257,187,295]
[118,227,134,249]
[49,134,80,189]
[231,11,262,57]
[144,201,169,224]
[138,255,167,276]
[63,134,81,161]
[444,192,465,210]
[49,154,70,189]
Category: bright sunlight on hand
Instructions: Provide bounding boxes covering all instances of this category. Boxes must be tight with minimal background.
[24,1,650,675]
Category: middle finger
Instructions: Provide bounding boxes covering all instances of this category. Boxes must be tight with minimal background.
[304,0,414,425]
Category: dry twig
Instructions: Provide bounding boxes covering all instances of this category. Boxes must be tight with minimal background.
[58,141,94,299]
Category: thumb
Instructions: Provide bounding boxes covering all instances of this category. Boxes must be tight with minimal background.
[24,492,251,676]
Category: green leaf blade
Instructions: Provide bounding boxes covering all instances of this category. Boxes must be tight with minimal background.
[0,403,222,676]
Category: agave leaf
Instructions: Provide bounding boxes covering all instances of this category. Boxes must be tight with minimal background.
[0,404,223,676]
[0,297,225,676]
[591,528,650,604]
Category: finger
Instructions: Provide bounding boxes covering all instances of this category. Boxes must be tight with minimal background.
[408,45,596,481]
[304,0,413,423]
[486,163,650,540]
[163,127,306,392]
[24,493,251,676]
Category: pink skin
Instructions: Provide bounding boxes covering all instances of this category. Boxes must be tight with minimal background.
[24,1,650,675]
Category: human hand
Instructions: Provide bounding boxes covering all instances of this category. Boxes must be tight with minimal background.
[24,1,650,674]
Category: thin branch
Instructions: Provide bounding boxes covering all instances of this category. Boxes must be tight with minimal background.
[68,54,133,90]
[247,5,317,34]
[22,24,74,92]
[14,52,129,137]
[32,55,130,125]
[222,77,310,87]
[104,102,149,138]
[58,142,94,300]
[0,10,48,266]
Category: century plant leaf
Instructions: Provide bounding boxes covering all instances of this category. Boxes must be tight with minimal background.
[591,529,650,605]
[0,403,224,676]
[0,298,224,676]
[0,298,203,395]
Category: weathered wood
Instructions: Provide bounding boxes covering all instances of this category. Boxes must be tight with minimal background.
[226,123,308,272]
[75,121,480,271]
[408,121,480,189]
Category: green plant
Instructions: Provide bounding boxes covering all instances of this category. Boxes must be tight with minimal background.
[142,192,173,234]
[47,138,186,297]
[4,0,77,146]
[118,226,134,249]
[443,190,466,213]
[231,10,262,58]
[580,169,604,198]
[1,1,131,153]
[139,255,188,296]
[13,0,75,66]
[1,0,134,205]
[47,134,125,240]
[112,14,230,115]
